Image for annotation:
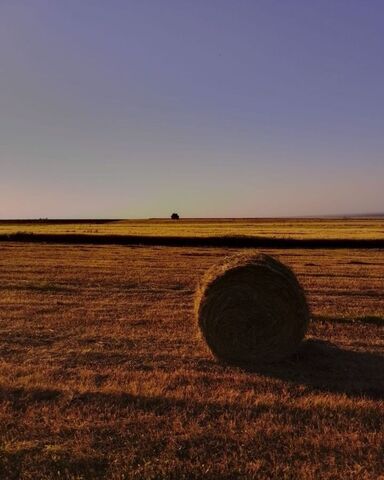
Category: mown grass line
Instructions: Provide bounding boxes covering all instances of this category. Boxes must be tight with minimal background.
[1,232,384,248]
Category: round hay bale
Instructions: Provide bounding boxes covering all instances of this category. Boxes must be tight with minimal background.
[195,252,310,365]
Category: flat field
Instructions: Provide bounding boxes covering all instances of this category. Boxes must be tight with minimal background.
[0,234,384,478]
[1,217,384,240]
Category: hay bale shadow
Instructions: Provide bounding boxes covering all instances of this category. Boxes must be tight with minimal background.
[244,338,384,399]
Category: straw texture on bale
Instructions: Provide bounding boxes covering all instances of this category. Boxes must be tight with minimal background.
[195,253,310,365]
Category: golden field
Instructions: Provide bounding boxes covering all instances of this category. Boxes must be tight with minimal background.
[1,217,384,240]
[0,234,383,478]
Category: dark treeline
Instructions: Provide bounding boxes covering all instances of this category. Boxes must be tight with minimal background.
[0,219,117,224]
[1,232,384,249]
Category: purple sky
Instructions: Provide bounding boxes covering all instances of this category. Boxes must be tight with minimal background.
[1,0,383,218]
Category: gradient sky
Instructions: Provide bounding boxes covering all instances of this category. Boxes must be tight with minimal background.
[1,0,383,218]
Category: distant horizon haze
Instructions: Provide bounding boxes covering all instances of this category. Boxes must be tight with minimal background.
[1,212,384,222]
[1,1,383,218]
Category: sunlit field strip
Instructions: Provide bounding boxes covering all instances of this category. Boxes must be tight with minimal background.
[0,217,384,239]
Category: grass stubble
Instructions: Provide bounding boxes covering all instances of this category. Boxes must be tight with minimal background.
[1,217,384,240]
[0,240,383,479]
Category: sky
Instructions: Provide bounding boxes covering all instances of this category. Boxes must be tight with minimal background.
[1,0,383,218]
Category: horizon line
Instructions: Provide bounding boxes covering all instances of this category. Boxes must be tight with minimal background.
[1,213,384,222]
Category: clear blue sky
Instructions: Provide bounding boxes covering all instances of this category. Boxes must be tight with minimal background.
[1,0,383,218]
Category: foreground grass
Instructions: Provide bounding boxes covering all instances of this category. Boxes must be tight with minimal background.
[0,217,384,240]
[0,243,383,479]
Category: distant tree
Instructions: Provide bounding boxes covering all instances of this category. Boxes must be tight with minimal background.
[171,213,180,220]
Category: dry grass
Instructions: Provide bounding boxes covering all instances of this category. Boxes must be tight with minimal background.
[1,217,384,240]
[0,240,384,479]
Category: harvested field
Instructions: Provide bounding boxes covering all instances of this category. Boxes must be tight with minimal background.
[0,241,383,479]
[1,217,384,240]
